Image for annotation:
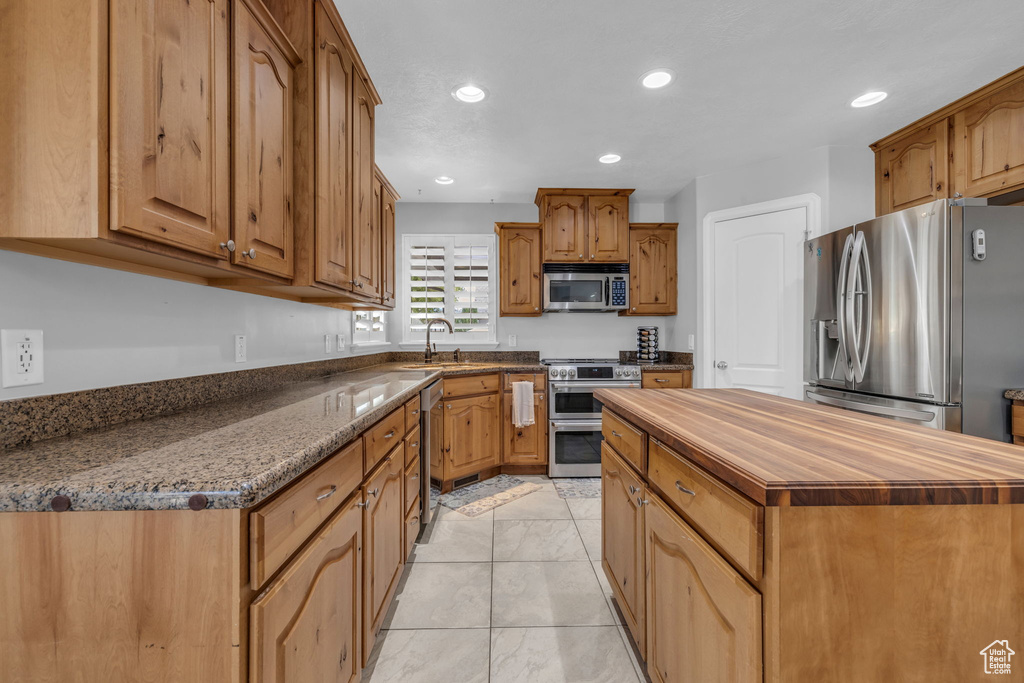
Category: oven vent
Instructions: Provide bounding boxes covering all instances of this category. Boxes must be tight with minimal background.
[453,474,480,490]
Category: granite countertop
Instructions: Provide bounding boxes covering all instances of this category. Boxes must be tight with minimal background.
[0,361,545,513]
[638,363,694,372]
[1006,389,1024,401]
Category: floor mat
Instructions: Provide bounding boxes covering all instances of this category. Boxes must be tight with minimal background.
[552,477,602,498]
[436,474,542,517]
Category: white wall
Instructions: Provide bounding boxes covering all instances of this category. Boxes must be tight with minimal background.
[394,200,675,358]
[0,250,380,400]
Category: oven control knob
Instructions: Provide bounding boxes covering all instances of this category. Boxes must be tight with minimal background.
[550,368,558,378]
[559,369,568,377]
[568,369,576,377]
[631,369,639,377]
[615,368,622,377]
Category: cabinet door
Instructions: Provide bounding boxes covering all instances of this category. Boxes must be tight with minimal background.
[625,225,676,315]
[954,78,1024,198]
[876,120,950,215]
[502,392,547,465]
[380,183,397,307]
[314,6,354,290]
[250,494,362,683]
[601,443,645,651]
[233,1,297,278]
[645,493,761,683]
[351,76,379,298]
[541,195,587,262]
[498,224,542,315]
[362,446,404,666]
[444,394,500,480]
[587,195,630,262]
[109,0,231,257]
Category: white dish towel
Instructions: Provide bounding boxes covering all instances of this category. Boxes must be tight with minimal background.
[512,381,535,428]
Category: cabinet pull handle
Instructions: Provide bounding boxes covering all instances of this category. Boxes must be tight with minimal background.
[446,404,452,409]
[655,378,669,383]
[611,430,622,438]
[628,485,638,495]
[383,430,395,439]
[317,485,337,501]
[411,409,420,415]
[412,473,420,479]
[410,516,419,524]
[219,240,236,252]
[411,442,419,448]
[369,488,380,497]
[675,481,696,496]
[636,497,649,506]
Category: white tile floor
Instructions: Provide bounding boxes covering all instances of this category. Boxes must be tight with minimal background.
[363,475,647,683]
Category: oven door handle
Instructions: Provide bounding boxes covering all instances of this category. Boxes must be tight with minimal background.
[549,420,604,430]
[550,382,641,392]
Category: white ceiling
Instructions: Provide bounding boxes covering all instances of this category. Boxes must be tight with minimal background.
[335,0,1024,203]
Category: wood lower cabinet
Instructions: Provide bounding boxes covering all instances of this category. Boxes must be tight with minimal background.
[645,492,762,683]
[1013,400,1024,446]
[232,0,299,278]
[501,391,547,466]
[250,494,363,683]
[601,443,646,652]
[624,224,677,316]
[444,393,501,481]
[641,370,692,389]
[495,222,543,315]
[109,0,231,258]
[587,194,630,262]
[361,444,405,665]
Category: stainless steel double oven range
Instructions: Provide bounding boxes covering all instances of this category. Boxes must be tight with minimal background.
[543,359,641,477]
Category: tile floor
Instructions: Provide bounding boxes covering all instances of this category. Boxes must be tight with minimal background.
[363,475,647,683]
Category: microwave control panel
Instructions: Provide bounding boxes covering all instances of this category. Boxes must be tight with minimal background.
[611,277,627,307]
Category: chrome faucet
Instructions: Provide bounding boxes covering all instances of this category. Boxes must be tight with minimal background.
[424,318,454,363]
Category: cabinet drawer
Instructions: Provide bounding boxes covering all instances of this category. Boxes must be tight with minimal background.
[250,439,363,589]
[363,407,406,474]
[1012,404,1024,438]
[648,438,763,581]
[405,396,421,434]
[405,501,421,559]
[405,425,421,467]
[444,374,500,398]
[503,373,546,391]
[405,456,421,514]
[642,371,684,388]
[603,411,645,473]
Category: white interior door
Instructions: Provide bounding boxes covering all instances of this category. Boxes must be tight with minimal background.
[712,207,806,398]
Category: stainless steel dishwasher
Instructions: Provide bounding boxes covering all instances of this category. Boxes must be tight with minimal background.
[418,380,442,530]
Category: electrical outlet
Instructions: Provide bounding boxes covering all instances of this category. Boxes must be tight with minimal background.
[324,334,332,354]
[235,335,247,363]
[337,334,346,352]
[508,334,517,347]
[1,329,44,388]
[688,334,695,351]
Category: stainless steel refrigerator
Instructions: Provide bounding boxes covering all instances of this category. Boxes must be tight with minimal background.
[804,198,1024,442]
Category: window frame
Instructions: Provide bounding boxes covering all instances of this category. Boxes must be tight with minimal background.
[400,233,498,347]
[351,310,389,347]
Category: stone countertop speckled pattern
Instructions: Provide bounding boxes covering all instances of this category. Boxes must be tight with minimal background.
[1007,389,1024,401]
[0,362,546,513]
[638,364,694,372]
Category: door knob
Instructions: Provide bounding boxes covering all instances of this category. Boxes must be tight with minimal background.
[716,361,728,370]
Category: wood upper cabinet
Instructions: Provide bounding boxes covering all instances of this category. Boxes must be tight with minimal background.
[109,0,231,258]
[501,392,547,465]
[444,393,501,480]
[351,75,379,298]
[314,4,355,291]
[233,0,299,278]
[601,443,646,652]
[362,446,404,666]
[623,223,677,316]
[954,77,1024,198]
[378,168,398,308]
[588,195,630,262]
[495,223,542,316]
[875,120,950,216]
[250,495,363,683]
[540,194,587,261]
[645,492,761,683]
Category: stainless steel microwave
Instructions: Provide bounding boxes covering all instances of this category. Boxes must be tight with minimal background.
[542,264,629,312]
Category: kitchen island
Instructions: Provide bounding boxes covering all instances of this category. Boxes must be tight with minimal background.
[595,387,1024,683]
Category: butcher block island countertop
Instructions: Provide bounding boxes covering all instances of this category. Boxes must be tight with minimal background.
[595,387,1024,683]
[595,387,1024,506]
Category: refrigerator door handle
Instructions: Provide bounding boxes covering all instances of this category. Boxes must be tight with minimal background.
[846,232,872,383]
[805,389,936,423]
[835,234,855,382]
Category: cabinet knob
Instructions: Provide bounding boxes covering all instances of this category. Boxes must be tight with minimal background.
[369,487,380,497]
[219,240,236,253]
[632,307,636,311]
[578,253,583,258]
[356,500,370,509]
[240,248,256,259]
[636,497,649,506]
[628,484,638,495]
[535,307,539,311]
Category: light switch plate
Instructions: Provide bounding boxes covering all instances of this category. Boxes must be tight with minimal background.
[688,334,695,351]
[324,334,333,354]
[234,335,247,363]
[337,334,346,351]
[508,334,517,347]
[1,329,44,388]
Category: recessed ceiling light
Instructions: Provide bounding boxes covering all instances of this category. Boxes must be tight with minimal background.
[851,91,888,108]
[434,176,455,185]
[598,154,622,164]
[451,84,488,103]
[640,69,675,89]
